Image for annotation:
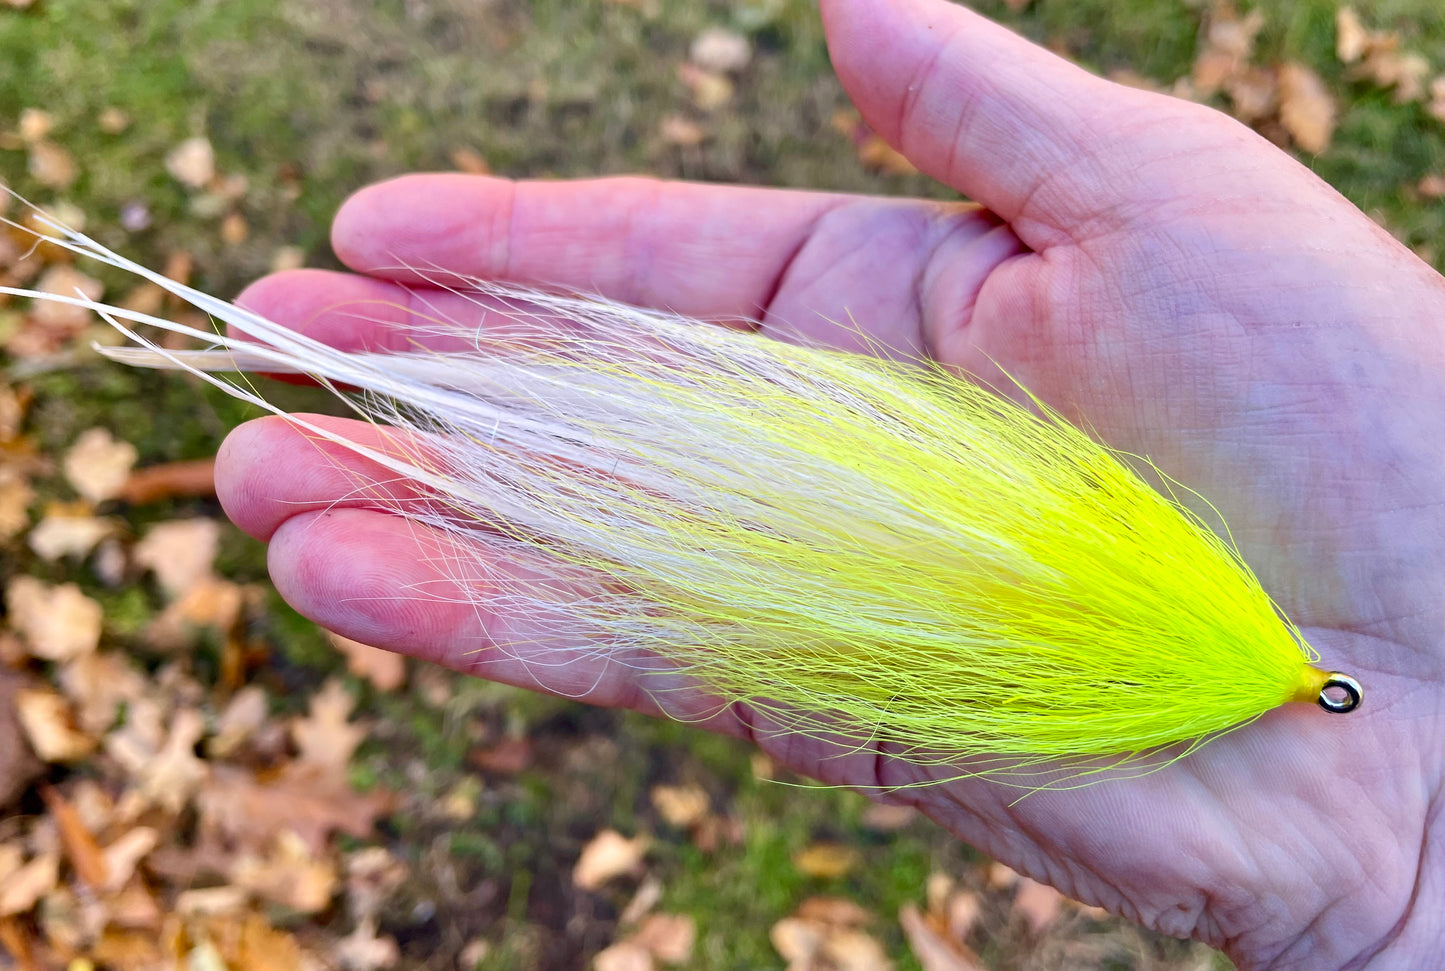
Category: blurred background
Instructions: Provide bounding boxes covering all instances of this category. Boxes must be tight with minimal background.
[1,1,1443,969]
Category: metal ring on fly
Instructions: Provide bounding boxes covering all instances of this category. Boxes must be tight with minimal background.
[1317,672,1363,714]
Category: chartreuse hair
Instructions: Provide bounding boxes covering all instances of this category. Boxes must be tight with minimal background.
[4,211,1361,783]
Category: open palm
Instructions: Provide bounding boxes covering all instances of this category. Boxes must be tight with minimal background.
[216,0,1445,966]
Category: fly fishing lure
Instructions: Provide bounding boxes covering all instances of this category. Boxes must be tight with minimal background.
[5,213,1362,780]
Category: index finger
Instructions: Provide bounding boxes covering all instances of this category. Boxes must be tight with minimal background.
[329,174,852,320]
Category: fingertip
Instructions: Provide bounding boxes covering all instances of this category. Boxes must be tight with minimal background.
[214,416,306,541]
[331,173,515,277]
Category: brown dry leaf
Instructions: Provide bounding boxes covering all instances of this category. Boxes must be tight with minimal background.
[595,941,654,971]
[120,457,217,504]
[1191,2,1265,96]
[659,115,706,147]
[98,107,131,134]
[27,140,77,189]
[1012,878,1064,934]
[468,735,533,774]
[57,651,146,736]
[796,897,873,929]
[689,27,751,73]
[28,509,115,561]
[208,684,269,758]
[898,904,984,971]
[40,783,109,888]
[15,108,49,144]
[32,265,104,337]
[334,916,399,971]
[618,875,664,926]
[857,136,917,176]
[861,803,916,832]
[1365,48,1431,102]
[574,830,649,890]
[292,677,367,771]
[0,852,58,916]
[231,830,339,913]
[985,861,1019,889]
[166,136,216,188]
[175,886,249,917]
[793,842,860,879]
[1278,62,1337,153]
[946,891,981,942]
[220,212,250,246]
[449,147,492,175]
[93,927,169,968]
[0,468,34,540]
[199,763,392,855]
[102,827,159,892]
[676,63,733,110]
[63,426,136,504]
[1419,174,1445,198]
[1336,7,1369,63]
[133,517,221,598]
[1223,65,1278,124]
[144,576,246,650]
[328,632,407,691]
[633,913,695,965]
[650,783,709,829]
[1429,76,1445,124]
[771,916,824,968]
[344,847,407,922]
[0,916,39,971]
[136,707,208,815]
[270,245,307,273]
[822,928,892,971]
[15,689,96,761]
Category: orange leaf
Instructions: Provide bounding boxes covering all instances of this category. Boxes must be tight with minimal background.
[40,783,109,888]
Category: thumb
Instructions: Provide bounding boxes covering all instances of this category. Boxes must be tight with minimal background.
[820,0,1235,247]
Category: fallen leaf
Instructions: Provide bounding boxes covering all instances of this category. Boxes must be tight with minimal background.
[650,783,709,829]
[0,916,38,971]
[231,831,339,913]
[198,764,392,855]
[1013,878,1064,934]
[857,136,917,176]
[1336,7,1369,64]
[0,671,43,806]
[27,140,77,189]
[133,517,221,598]
[119,457,216,504]
[17,108,52,143]
[449,147,491,175]
[796,897,873,929]
[899,903,984,971]
[98,107,131,134]
[175,886,249,917]
[57,651,147,735]
[985,861,1019,889]
[689,27,751,73]
[15,689,97,761]
[64,426,136,504]
[633,913,695,964]
[0,852,58,916]
[1191,2,1265,96]
[770,916,824,967]
[0,469,34,540]
[4,572,101,664]
[166,136,216,189]
[618,875,663,926]
[468,735,533,774]
[27,510,115,561]
[144,576,246,650]
[334,916,399,971]
[219,212,249,246]
[793,842,860,879]
[573,830,649,890]
[594,941,654,971]
[946,891,981,942]
[861,803,916,832]
[32,265,104,338]
[292,677,367,771]
[676,63,733,110]
[659,115,706,147]
[136,707,208,815]
[329,632,407,691]
[1278,61,1337,153]
[1223,65,1278,124]
[1430,76,1445,125]
[101,827,159,892]
[208,685,269,758]
[40,783,109,888]
[1420,173,1445,198]
[823,928,892,971]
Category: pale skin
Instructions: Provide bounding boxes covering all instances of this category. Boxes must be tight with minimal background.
[214,0,1445,966]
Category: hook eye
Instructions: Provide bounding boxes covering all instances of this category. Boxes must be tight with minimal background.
[1317,673,1363,714]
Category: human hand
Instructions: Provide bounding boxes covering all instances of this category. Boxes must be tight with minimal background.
[215,0,1445,966]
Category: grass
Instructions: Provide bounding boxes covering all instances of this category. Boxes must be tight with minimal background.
[3,1,1443,969]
